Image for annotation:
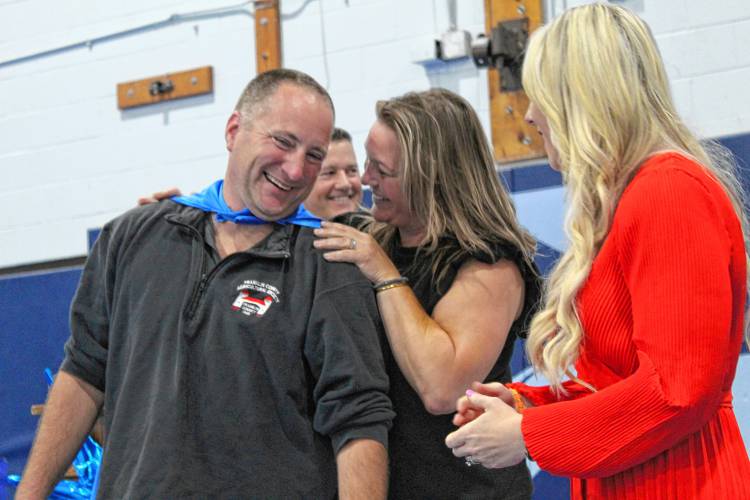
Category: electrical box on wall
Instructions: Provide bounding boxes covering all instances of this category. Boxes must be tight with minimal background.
[116,66,214,110]
[472,18,528,92]
[436,30,472,61]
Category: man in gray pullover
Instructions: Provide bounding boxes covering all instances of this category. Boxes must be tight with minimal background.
[16,69,394,499]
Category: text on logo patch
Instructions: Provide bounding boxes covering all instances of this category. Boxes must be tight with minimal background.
[231,280,280,317]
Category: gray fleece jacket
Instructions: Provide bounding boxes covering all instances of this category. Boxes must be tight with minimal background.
[61,200,394,499]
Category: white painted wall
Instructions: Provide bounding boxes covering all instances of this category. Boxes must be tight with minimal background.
[1,0,750,268]
[0,0,257,267]
[556,0,750,137]
[0,0,489,267]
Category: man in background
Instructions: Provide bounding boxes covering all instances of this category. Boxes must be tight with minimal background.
[302,127,363,219]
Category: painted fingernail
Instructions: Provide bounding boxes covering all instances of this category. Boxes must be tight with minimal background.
[466,389,475,397]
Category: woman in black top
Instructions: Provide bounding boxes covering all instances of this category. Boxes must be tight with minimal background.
[314,89,540,499]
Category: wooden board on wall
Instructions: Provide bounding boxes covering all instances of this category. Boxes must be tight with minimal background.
[117,66,213,110]
[485,0,545,164]
[255,0,282,73]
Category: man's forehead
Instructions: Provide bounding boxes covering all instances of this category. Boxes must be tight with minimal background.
[254,100,332,146]
[327,140,356,157]
[265,83,331,114]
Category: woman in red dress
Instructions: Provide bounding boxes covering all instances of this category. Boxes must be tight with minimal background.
[446,4,750,498]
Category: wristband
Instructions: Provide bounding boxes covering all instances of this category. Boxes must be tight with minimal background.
[373,277,409,293]
[509,388,526,413]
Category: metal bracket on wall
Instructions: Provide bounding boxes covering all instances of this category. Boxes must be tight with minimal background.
[116,66,214,110]
[472,18,529,92]
[479,0,544,164]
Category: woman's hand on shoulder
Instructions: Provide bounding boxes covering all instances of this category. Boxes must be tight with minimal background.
[313,221,400,284]
[137,187,182,206]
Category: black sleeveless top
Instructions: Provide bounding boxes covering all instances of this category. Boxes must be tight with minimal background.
[385,238,538,499]
[334,213,540,499]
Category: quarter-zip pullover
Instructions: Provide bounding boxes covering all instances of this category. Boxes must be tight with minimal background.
[62,200,394,498]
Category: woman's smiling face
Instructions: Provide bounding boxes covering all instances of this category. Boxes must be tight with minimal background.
[361,120,413,229]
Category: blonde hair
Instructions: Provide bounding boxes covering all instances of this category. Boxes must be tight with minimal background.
[368,89,537,288]
[523,3,750,391]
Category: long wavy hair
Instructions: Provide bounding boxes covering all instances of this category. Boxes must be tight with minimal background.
[523,3,750,391]
[367,88,537,289]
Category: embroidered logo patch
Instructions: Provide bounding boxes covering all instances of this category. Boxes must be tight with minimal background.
[231,280,280,317]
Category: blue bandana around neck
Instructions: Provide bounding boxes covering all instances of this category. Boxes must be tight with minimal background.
[171,179,321,228]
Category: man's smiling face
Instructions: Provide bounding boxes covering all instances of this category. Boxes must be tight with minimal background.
[223,83,334,221]
[303,139,362,219]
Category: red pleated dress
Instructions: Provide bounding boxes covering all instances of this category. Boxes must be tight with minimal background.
[510,152,750,499]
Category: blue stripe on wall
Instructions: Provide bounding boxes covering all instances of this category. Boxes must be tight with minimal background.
[87,228,101,251]
[500,131,750,193]
[501,162,563,193]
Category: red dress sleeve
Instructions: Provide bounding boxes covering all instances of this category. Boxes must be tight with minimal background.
[506,380,593,407]
[519,157,740,478]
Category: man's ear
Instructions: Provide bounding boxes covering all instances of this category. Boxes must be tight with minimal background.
[225,111,242,151]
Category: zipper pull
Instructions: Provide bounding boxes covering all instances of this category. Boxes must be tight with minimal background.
[187,274,209,321]
[197,274,208,294]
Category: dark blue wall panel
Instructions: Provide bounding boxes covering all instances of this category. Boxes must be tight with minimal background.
[0,268,82,474]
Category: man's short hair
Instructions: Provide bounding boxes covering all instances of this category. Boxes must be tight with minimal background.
[331,127,352,143]
[234,68,335,120]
